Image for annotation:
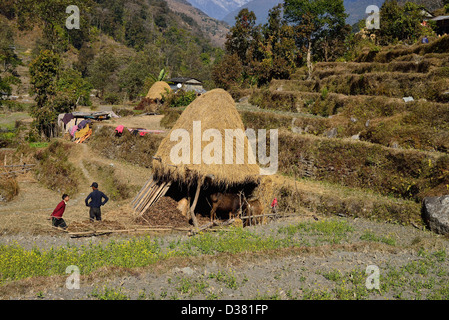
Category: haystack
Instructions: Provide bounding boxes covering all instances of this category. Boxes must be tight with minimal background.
[135,81,172,111]
[153,88,260,187]
[146,81,171,101]
[132,89,262,227]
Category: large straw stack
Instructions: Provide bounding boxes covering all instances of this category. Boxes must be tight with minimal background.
[132,89,261,222]
[152,88,260,188]
[146,81,171,100]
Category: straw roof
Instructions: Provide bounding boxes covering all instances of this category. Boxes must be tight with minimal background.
[146,81,171,100]
[153,89,260,187]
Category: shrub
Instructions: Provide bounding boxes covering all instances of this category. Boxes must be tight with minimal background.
[89,126,163,168]
[249,88,298,112]
[0,130,17,148]
[103,92,121,105]
[34,141,82,195]
[164,90,197,108]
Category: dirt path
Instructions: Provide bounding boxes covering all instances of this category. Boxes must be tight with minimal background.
[0,138,154,235]
[67,141,154,191]
[77,143,94,184]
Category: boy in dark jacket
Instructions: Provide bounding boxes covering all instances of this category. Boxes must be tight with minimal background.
[50,194,69,229]
[85,182,109,222]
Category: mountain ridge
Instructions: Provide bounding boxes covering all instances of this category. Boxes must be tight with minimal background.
[166,0,230,46]
[187,0,445,27]
[185,0,252,20]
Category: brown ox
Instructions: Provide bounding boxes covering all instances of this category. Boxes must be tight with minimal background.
[243,199,264,226]
[209,193,242,222]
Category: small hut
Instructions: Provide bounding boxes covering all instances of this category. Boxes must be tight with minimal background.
[132,89,261,227]
[135,81,172,112]
[168,77,206,95]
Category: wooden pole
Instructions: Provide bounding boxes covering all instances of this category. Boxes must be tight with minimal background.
[140,181,171,215]
[69,226,192,238]
[136,182,163,214]
[134,179,159,212]
[131,176,153,206]
[189,178,202,229]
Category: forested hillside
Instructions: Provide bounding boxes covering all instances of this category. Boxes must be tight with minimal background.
[0,0,223,102]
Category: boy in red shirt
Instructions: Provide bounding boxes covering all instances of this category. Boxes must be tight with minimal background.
[50,194,69,229]
[271,198,278,214]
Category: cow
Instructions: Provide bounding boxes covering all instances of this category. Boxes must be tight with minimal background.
[243,199,264,227]
[208,192,243,222]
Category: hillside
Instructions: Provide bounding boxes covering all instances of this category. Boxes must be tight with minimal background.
[0,0,226,104]
[166,0,230,46]
[156,35,449,227]
[186,0,251,20]
[244,35,449,208]
[223,0,283,25]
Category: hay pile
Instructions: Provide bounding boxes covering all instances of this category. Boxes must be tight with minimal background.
[135,196,190,228]
[152,89,260,188]
[146,81,171,100]
[67,220,127,233]
[0,173,19,202]
[135,81,172,112]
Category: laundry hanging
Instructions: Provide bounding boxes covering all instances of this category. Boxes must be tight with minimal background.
[75,124,90,139]
[62,113,74,125]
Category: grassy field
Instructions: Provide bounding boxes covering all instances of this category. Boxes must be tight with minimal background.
[0,216,448,300]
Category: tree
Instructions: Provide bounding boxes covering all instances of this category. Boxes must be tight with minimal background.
[73,42,95,77]
[29,50,61,108]
[262,4,284,53]
[118,53,153,100]
[377,0,432,45]
[29,50,61,138]
[256,4,298,84]
[88,52,120,97]
[55,68,92,108]
[212,53,243,90]
[218,5,300,88]
[29,50,90,138]
[284,0,348,78]
[225,9,259,66]
[0,0,16,19]
[0,21,22,100]
[15,0,92,52]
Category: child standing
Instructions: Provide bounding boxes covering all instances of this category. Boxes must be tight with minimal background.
[50,194,70,229]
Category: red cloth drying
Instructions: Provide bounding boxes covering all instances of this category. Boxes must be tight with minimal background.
[115,125,125,134]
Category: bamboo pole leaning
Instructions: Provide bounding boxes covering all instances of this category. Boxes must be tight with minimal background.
[68,226,192,238]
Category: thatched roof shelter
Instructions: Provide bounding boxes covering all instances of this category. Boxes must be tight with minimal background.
[132,89,261,226]
[152,88,260,188]
[146,81,171,100]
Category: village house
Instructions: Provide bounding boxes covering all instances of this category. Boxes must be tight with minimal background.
[168,77,206,95]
